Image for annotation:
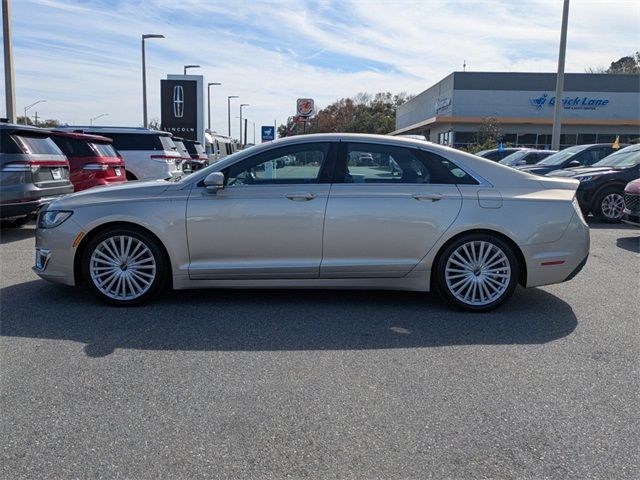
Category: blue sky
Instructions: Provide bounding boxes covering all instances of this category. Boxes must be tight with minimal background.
[2,0,639,137]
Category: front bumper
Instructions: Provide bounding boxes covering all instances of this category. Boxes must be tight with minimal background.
[32,217,83,286]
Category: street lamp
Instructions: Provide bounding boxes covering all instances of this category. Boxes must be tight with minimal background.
[183,64,200,75]
[207,82,221,131]
[142,33,164,129]
[90,113,108,126]
[239,103,249,146]
[24,99,46,125]
[227,95,239,137]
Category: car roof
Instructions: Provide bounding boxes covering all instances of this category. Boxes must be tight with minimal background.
[49,130,114,143]
[55,126,172,136]
[0,122,52,135]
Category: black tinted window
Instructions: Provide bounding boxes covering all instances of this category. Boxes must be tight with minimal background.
[96,133,166,151]
[51,137,96,157]
[0,130,22,154]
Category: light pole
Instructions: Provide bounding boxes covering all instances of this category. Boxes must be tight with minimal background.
[227,95,239,137]
[142,33,164,129]
[183,64,200,75]
[207,82,221,131]
[3,0,16,123]
[24,99,46,125]
[239,103,249,146]
[551,0,570,150]
[90,113,108,126]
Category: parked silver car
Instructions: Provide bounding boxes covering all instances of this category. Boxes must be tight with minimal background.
[34,134,590,312]
[1,123,73,226]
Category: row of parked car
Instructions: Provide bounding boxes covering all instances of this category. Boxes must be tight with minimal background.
[0,122,210,226]
[476,143,640,225]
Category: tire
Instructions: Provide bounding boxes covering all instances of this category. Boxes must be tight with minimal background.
[1,215,32,228]
[435,234,519,312]
[81,227,168,306]
[594,188,625,223]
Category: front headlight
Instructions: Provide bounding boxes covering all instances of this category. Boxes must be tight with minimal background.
[38,210,73,229]
[577,175,601,182]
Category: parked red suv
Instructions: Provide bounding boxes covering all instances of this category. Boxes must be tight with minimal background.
[49,131,126,191]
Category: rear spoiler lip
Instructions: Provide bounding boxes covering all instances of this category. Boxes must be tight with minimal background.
[536,176,580,191]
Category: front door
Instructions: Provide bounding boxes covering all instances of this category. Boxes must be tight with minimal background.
[320,142,465,278]
[186,142,336,279]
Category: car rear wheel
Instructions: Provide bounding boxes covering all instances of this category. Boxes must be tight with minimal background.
[82,227,167,306]
[436,234,519,312]
[595,188,625,223]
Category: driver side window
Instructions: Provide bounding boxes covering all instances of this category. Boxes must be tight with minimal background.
[225,143,331,186]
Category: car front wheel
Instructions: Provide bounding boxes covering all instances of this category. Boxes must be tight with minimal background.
[436,234,519,312]
[82,227,167,306]
[595,188,625,223]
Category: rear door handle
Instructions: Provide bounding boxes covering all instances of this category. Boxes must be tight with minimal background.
[412,193,443,201]
[286,193,317,201]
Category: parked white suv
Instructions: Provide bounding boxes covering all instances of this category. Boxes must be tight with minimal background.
[58,127,182,180]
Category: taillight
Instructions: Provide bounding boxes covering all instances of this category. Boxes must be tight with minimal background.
[1,159,68,172]
[150,155,176,163]
[81,163,110,171]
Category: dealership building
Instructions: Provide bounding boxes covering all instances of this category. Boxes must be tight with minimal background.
[392,72,640,149]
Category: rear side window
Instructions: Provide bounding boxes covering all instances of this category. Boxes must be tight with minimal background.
[0,130,22,154]
[184,141,205,156]
[98,133,169,151]
[51,137,96,157]
[339,143,478,185]
[12,133,63,155]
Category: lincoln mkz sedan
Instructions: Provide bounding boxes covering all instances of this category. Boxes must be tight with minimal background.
[34,134,590,312]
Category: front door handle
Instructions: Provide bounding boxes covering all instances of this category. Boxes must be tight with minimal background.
[412,193,443,201]
[286,193,317,201]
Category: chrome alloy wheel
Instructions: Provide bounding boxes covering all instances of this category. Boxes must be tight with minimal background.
[444,240,511,307]
[89,235,157,301]
[601,193,625,220]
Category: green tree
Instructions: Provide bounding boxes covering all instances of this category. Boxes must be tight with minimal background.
[278,92,414,137]
[586,52,640,74]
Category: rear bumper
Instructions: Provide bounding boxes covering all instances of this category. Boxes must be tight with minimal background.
[521,210,590,288]
[0,195,68,219]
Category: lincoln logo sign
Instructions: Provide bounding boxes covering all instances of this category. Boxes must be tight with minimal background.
[530,93,609,111]
[173,85,184,118]
[161,79,198,141]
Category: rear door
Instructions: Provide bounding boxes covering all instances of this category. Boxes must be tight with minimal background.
[320,142,465,278]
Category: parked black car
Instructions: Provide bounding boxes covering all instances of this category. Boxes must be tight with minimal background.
[182,138,209,171]
[0,123,73,226]
[476,147,526,161]
[517,143,621,176]
[546,144,640,222]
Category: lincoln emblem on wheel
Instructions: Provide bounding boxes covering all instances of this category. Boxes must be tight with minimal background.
[33,134,590,312]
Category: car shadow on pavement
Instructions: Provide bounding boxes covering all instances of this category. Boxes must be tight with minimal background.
[0,224,36,245]
[616,236,639,253]
[1,280,578,357]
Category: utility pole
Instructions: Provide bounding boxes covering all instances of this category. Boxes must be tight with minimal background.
[141,34,164,128]
[227,95,238,137]
[551,0,570,151]
[2,0,16,123]
[207,82,221,131]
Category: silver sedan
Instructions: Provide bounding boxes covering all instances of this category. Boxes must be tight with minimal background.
[34,134,589,312]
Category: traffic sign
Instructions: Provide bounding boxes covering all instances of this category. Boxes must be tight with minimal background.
[261,126,275,142]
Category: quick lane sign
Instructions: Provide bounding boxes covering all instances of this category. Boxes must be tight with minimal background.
[261,126,275,143]
[529,93,610,111]
[161,79,198,140]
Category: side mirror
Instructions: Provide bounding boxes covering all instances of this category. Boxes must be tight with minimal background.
[568,160,580,167]
[204,172,225,192]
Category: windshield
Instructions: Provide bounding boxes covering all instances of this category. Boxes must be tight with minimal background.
[537,145,586,166]
[499,150,529,166]
[593,148,640,168]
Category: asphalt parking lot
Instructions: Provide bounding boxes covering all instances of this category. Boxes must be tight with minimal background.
[1,221,638,479]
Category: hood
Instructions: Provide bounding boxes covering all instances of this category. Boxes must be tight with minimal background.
[625,178,640,194]
[517,165,552,174]
[47,179,172,210]
[546,166,621,178]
